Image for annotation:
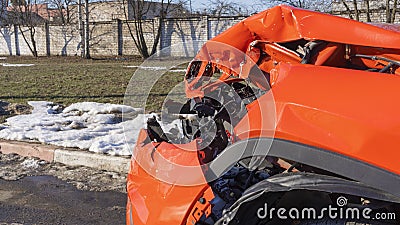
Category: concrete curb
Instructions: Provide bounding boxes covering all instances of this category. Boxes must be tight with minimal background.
[0,140,55,162]
[0,140,131,173]
[54,149,130,174]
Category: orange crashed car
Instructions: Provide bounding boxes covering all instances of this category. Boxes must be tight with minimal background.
[127,5,400,225]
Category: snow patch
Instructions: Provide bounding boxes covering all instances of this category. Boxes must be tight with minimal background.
[124,65,186,73]
[170,69,187,73]
[63,102,141,115]
[1,63,35,67]
[21,158,40,169]
[124,65,167,70]
[0,101,180,156]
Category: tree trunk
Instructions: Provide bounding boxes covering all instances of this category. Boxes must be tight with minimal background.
[150,0,170,56]
[366,0,371,22]
[122,0,172,59]
[78,0,84,57]
[386,0,391,23]
[30,26,37,57]
[340,0,354,20]
[66,6,71,23]
[352,0,359,21]
[18,25,37,57]
[84,0,90,59]
[297,0,303,8]
[150,17,162,56]
[12,3,38,57]
[391,0,398,23]
[122,0,143,58]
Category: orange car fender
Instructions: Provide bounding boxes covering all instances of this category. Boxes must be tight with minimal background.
[235,62,400,175]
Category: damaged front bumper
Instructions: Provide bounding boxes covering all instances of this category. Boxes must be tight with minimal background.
[126,129,214,225]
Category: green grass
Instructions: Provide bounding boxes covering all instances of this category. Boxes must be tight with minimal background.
[0,56,187,112]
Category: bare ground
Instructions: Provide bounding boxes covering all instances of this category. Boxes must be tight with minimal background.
[0,153,127,193]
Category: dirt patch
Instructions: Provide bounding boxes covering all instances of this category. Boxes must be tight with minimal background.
[0,101,9,116]
[0,101,32,123]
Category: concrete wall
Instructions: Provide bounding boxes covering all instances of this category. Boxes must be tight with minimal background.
[332,0,400,23]
[0,16,245,57]
[160,16,245,57]
[48,25,80,56]
[0,25,48,56]
[122,19,158,55]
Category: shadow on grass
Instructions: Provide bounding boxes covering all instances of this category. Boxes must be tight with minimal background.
[0,93,185,100]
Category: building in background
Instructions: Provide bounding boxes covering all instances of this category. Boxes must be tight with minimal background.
[68,0,190,22]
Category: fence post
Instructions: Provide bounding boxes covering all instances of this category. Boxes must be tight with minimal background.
[117,19,123,56]
[203,15,210,40]
[13,24,20,56]
[45,22,50,56]
[84,0,90,59]
[159,17,164,52]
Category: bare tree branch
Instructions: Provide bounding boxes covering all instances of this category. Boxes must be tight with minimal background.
[48,0,73,24]
[9,0,42,56]
[122,0,186,59]
[340,0,354,20]
[208,0,246,17]
[338,0,397,24]
[259,0,332,12]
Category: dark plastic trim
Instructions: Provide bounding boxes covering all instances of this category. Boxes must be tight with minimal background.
[204,138,400,198]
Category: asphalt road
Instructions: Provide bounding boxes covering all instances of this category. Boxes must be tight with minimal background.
[0,175,126,225]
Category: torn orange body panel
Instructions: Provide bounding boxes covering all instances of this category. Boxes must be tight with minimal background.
[192,5,400,80]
